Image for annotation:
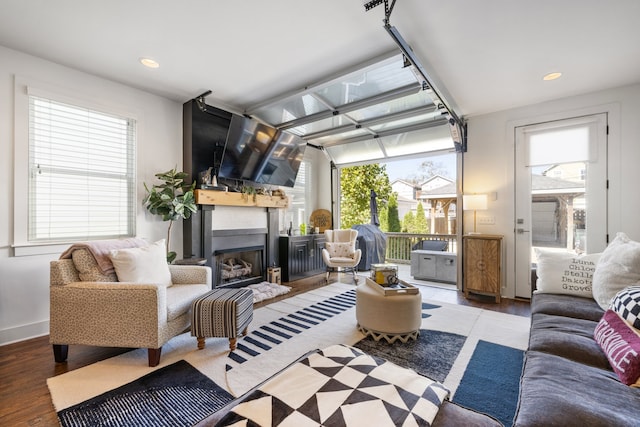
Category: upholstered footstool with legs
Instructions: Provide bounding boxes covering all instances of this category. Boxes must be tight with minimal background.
[356,278,422,343]
[191,288,254,351]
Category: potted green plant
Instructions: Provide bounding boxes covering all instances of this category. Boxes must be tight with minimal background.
[143,167,197,263]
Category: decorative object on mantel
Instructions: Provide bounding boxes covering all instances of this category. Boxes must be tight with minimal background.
[143,167,197,263]
[241,184,257,202]
[310,209,332,233]
[199,167,227,191]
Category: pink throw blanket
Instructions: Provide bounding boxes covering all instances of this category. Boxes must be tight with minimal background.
[59,238,148,274]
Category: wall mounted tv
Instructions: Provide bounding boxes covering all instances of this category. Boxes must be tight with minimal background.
[218,114,307,187]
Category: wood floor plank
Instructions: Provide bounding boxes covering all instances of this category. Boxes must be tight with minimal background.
[0,273,530,426]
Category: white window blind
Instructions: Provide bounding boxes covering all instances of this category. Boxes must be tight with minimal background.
[524,122,597,167]
[28,95,136,242]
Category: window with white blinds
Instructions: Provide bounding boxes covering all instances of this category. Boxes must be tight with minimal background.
[28,95,136,242]
[281,160,311,231]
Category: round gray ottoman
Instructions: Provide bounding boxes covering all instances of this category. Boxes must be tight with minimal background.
[356,278,422,343]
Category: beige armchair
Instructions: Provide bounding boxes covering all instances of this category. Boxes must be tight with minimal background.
[322,229,362,283]
[50,247,211,367]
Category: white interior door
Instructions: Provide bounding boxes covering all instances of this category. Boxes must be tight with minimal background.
[514,114,608,298]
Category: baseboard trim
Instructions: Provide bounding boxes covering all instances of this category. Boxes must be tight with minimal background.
[0,320,49,346]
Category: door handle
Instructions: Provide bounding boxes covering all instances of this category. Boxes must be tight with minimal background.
[517,228,530,234]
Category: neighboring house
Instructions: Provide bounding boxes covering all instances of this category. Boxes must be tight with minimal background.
[543,163,586,184]
[420,175,454,192]
[531,173,585,250]
[391,179,419,201]
[395,193,416,221]
[418,181,458,235]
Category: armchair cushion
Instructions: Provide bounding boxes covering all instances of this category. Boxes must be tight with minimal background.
[166,284,211,322]
[325,241,356,259]
[109,239,172,287]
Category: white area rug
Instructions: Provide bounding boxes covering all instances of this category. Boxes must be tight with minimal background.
[47,282,530,414]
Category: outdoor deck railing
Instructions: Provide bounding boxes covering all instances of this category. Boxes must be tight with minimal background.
[384,232,457,264]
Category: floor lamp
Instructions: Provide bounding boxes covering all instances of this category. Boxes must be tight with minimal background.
[463,194,488,234]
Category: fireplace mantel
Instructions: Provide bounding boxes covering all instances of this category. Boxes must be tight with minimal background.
[195,190,289,208]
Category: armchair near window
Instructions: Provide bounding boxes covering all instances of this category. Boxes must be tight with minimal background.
[322,229,362,283]
[49,244,211,367]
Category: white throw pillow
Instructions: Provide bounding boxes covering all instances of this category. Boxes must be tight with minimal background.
[534,249,601,298]
[109,239,172,287]
[592,232,640,310]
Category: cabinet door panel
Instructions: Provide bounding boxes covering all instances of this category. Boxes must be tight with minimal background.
[463,235,502,302]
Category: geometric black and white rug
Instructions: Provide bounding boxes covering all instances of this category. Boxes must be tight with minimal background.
[216,344,450,427]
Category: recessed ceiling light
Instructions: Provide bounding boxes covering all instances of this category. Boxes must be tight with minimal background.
[543,72,562,81]
[140,57,159,69]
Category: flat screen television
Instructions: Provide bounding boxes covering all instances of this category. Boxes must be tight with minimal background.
[218,114,307,187]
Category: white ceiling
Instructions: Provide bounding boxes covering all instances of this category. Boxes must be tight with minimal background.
[1,0,639,118]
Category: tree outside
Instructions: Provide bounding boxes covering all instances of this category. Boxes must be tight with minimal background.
[405,159,451,184]
[340,164,392,229]
[386,193,401,232]
[413,202,429,233]
[401,202,429,233]
[402,211,414,232]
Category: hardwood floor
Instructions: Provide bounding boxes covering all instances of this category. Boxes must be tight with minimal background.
[0,273,530,426]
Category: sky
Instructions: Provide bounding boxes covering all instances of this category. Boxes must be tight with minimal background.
[383,152,456,182]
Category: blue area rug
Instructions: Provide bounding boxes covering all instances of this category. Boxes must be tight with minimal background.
[452,340,525,427]
[57,360,234,427]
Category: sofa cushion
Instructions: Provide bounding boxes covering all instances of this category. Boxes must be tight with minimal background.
[611,285,640,329]
[592,232,640,310]
[531,293,604,322]
[514,350,640,427]
[109,240,172,287]
[533,249,600,298]
[72,248,118,282]
[594,309,640,386]
[166,284,210,322]
[529,313,610,369]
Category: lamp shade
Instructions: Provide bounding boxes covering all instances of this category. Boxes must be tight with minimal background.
[463,194,488,211]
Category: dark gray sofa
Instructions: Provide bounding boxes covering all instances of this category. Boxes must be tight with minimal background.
[513,293,640,426]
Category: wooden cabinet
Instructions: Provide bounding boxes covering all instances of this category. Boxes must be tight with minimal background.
[463,234,503,303]
[279,235,326,282]
[410,250,457,284]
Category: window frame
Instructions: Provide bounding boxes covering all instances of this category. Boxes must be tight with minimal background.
[13,77,138,256]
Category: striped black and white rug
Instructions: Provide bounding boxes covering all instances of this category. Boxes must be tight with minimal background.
[57,360,233,427]
[225,288,357,370]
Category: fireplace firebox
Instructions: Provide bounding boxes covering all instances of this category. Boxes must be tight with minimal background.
[214,245,264,288]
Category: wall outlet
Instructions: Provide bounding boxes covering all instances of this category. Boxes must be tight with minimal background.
[477,215,496,225]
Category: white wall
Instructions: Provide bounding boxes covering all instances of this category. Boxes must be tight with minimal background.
[0,46,183,345]
[463,83,640,299]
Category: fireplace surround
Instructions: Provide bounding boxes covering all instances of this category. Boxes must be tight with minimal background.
[184,204,281,288]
